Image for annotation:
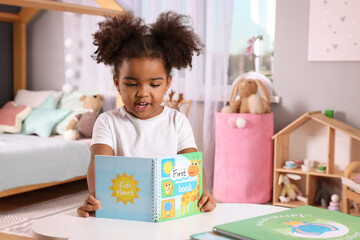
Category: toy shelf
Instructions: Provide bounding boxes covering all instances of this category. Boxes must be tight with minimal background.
[274,168,344,179]
[272,200,307,208]
[273,168,342,208]
[272,111,360,209]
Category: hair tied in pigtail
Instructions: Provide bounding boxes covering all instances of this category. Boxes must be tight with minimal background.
[91,12,147,67]
[150,11,204,71]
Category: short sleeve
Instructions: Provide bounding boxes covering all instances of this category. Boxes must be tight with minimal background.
[91,113,114,149]
[177,114,197,152]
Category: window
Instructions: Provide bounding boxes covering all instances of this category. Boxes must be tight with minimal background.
[228,0,276,85]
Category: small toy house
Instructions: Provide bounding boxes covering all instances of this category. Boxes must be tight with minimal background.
[272,111,360,208]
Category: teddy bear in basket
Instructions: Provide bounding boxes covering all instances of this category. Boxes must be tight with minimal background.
[63,94,103,140]
[221,72,271,114]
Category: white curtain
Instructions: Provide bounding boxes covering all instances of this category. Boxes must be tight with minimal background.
[63,0,234,192]
[201,1,234,192]
[63,0,116,111]
[118,0,234,192]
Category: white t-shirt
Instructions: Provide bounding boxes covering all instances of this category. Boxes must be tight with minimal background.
[91,106,197,158]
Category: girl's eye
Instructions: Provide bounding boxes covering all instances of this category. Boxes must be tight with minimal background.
[126,83,137,87]
[151,84,160,87]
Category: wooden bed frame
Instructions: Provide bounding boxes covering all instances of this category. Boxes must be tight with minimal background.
[0,176,86,198]
[0,0,124,198]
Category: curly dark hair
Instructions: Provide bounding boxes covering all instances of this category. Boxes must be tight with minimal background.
[92,11,204,77]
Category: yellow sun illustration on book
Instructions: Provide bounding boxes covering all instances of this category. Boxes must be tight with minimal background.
[109,172,141,205]
[163,161,174,175]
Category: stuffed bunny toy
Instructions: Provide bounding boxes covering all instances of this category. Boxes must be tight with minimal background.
[278,174,307,203]
[222,77,271,114]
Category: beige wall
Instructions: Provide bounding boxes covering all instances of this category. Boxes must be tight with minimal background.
[27,10,64,91]
[272,0,360,133]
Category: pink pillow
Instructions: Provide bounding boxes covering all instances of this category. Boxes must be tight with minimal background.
[0,101,32,133]
[14,89,63,109]
[355,173,360,184]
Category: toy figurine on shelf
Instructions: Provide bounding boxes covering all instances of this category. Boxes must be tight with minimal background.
[162,90,192,117]
[278,174,307,203]
[328,194,341,212]
[314,178,333,207]
[314,178,342,208]
[163,90,183,112]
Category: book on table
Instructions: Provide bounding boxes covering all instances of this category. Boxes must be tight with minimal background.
[95,151,203,222]
[213,205,360,240]
[190,231,231,240]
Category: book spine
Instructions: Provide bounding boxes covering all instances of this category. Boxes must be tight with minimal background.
[151,158,162,222]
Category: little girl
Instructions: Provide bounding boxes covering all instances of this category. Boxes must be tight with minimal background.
[78,11,216,217]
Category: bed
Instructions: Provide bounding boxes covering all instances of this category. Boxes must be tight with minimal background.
[0,134,90,197]
[0,0,124,198]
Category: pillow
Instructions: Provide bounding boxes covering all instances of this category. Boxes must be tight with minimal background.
[14,89,63,109]
[57,90,100,110]
[54,90,99,135]
[22,94,70,137]
[0,101,32,133]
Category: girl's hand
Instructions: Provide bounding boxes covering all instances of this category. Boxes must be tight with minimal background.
[198,192,216,212]
[77,193,101,217]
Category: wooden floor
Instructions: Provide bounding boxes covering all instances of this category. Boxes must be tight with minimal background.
[0,179,88,213]
[0,232,34,240]
[0,179,88,239]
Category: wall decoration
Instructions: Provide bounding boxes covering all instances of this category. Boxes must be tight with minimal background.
[308,0,360,61]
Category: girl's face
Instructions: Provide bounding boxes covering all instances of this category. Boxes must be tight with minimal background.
[113,58,172,120]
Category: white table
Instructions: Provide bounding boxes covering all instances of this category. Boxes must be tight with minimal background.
[31,203,287,240]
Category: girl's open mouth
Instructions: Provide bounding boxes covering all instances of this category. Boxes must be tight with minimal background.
[135,102,150,111]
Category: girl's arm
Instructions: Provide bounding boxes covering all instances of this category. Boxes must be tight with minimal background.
[77,144,114,217]
[178,147,197,154]
[87,144,114,195]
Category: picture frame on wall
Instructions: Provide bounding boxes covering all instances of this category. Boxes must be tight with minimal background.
[308,0,360,61]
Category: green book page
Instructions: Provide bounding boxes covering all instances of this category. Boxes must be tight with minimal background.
[214,205,360,239]
[156,152,203,222]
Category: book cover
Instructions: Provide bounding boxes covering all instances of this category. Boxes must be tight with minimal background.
[95,152,203,222]
[190,231,231,240]
[213,205,360,240]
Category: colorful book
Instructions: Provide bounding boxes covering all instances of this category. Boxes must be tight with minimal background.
[190,231,231,240]
[213,205,360,240]
[95,152,203,222]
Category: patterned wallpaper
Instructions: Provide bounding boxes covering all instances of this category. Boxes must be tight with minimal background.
[308,0,360,61]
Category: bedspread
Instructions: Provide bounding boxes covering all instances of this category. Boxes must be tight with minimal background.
[0,134,90,192]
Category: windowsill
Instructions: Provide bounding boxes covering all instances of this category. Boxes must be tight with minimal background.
[270,96,281,104]
[185,95,281,104]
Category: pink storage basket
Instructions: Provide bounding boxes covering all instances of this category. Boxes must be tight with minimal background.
[213,112,274,203]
